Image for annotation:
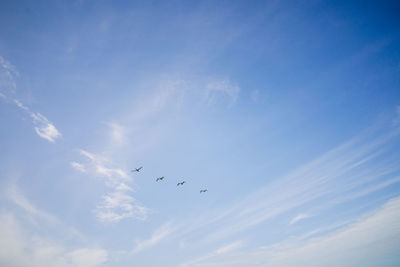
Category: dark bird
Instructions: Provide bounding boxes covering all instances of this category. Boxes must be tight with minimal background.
[177,181,186,186]
[131,167,143,172]
[200,189,208,193]
[156,176,165,181]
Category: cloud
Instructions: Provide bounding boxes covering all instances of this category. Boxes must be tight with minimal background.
[105,122,126,145]
[182,197,400,267]
[0,56,18,95]
[1,57,61,143]
[78,149,129,186]
[180,241,243,267]
[30,112,62,143]
[170,120,400,246]
[7,185,57,224]
[72,149,148,223]
[95,191,147,223]
[205,79,240,106]
[71,162,87,173]
[214,241,243,255]
[289,213,312,225]
[1,185,107,267]
[13,98,62,143]
[66,248,108,267]
[133,223,175,253]
[0,213,108,267]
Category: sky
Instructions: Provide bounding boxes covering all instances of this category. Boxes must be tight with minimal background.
[1,0,400,266]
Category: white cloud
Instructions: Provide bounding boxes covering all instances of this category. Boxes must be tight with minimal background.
[289,213,312,225]
[133,223,175,253]
[180,241,243,267]
[71,162,87,173]
[1,185,107,267]
[78,149,129,185]
[30,112,62,143]
[214,241,243,255]
[170,123,400,246]
[0,213,108,267]
[0,55,18,95]
[74,149,147,223]
[1,56,61,143]
[205,79,240,106]
[12,99,62,143]
[105,122,126,145]
[7,186,56,223]
[182,197,400,267]
[66,248,108,267]
[95,191,148,223]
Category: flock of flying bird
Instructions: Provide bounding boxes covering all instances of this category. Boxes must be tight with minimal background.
[131,166,208,193]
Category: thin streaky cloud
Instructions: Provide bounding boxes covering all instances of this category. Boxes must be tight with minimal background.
[185,197,400,267]
[0,212,108,267]
[5,183,85,241]
[7,185,57,224]
[71,162,87,173]
[0,55,18,94]
[104,122,126,145]
[289,213,312,225]
[133,223,175,253]
[1,57,61,143]
[180,241,243,267]
[168,122,400,246]
[74,149,147,223]
[31,112,62,143]
[205,79,240,106]
[95,191,148,223]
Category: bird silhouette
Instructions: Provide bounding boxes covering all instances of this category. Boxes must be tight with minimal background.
[200,189,208,193]
[131,166,143,172]
[156,176,165,181]
[177,181,186,186]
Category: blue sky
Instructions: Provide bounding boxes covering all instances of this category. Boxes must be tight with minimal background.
[1,0,400,266]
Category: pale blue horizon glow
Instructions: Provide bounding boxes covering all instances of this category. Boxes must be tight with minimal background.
[1,1,400,266]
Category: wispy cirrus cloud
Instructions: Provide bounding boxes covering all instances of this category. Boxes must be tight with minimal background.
[0,213,108,267]
[71,161,87,173]
[289,213,312,225]
[166,117,400,252]
[1,56,62,143]
[133,223,175,253]
[183,197,400,267]
[72,149,148,223]
[180,240,243,267]
[1,184,107,267]
[30,111,62,143]
[205,79,240,106]
[0,56,18,94]
[13,99,62,143]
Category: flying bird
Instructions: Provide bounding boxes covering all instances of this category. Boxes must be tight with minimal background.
[131,167,143,172]
[177,181,186,186]
[156,176,165,181]
[200,189,208,193]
